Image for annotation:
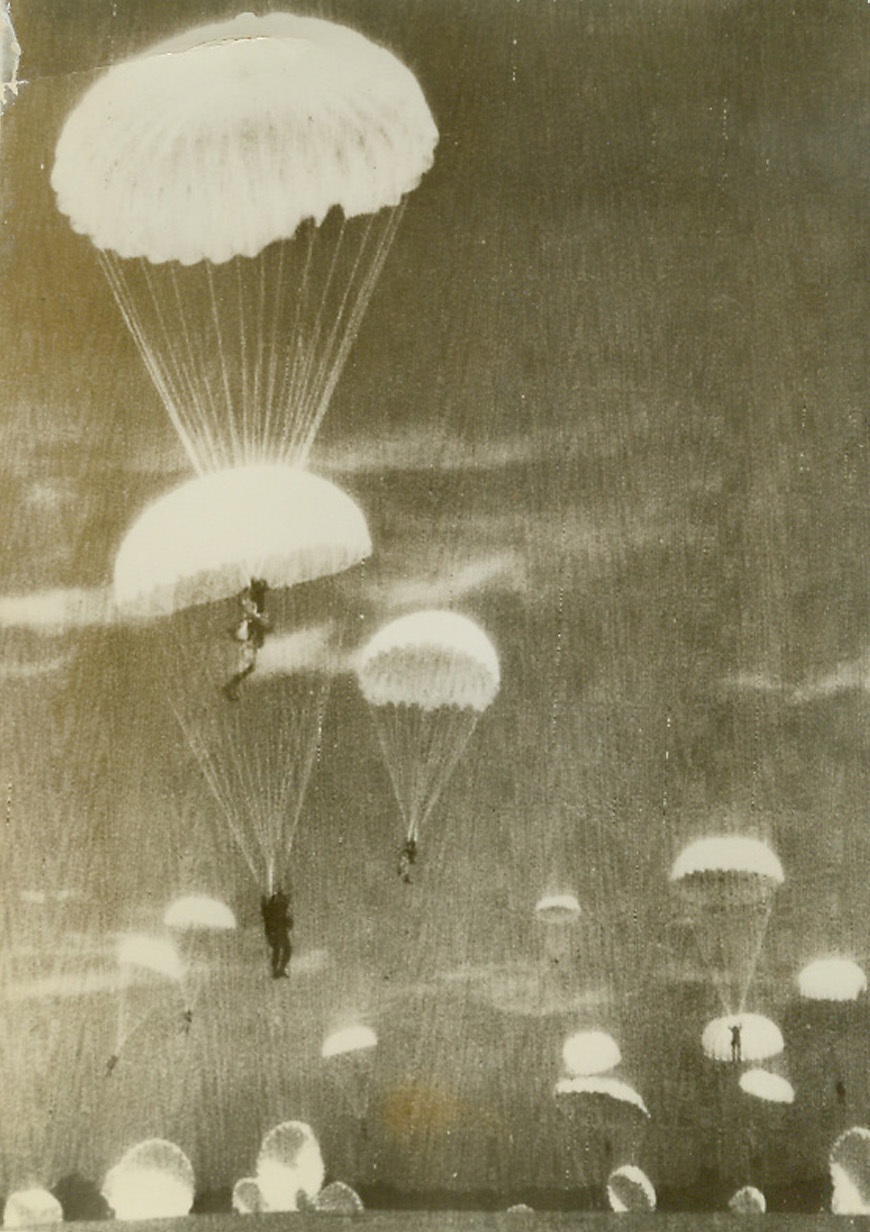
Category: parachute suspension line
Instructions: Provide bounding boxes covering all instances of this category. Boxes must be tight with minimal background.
[414,708,481,839]
[295,203,407,468]
[234,257,252,467]
[260,238,289,464]
[274,223,317,465]
[163,259,226,474]
[173,708,262,888]
[284,218,351,463]
[736,903,775,1014]
[99,253,204,474]
[205,259,245,469]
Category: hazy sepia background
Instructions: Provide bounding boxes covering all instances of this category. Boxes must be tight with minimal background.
[1,0,869,1212]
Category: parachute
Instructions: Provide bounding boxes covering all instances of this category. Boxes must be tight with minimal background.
[52,12,438,474]
[701,1013,784,1064]
[729,1186,766,1215]
[561,1030,621,1078]
[798,958,867,1002]
[163,895,236,1016]
[113,466,371,619]
[670,835,784,1013]
[101,1139,195,1221]
[312,1182,365,1213]
[321,1025,378,1124]
[2,1189,62,1228]
[830,1127,870,1214]
[256,1121,325,1212]
[114,468,370,892]
[554,1076,650,1119]
[606,1164,656,1213]
[534,893,581,924]
[114,935,185,1060]
[232,1178,264,1215]
[355,610,500,843]
[739,1068,795,1104]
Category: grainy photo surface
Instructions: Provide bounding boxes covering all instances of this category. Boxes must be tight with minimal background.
[1,0,869,1223]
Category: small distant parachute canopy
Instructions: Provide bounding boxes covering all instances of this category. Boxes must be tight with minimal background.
[670,836,784,901]
[312,1182,364,1213]
[356,610,499,842]
[321,1025,378,1059]
[739,1068,795,1105]
[232,1178,264,1215]
[554,1076,650,1118]
[562,1030,621,1078]
[702,1014,784,1064]
[798,958,867,1003]
[114,466,371,619]
[256,1121,325,1212]
[534,893,581,924]
[670,835,784,1014]
[830,1127,870,1215]
[117,934,183,983]
[506,1205,535,1215]
[729,1186,766,1215]
[3,1189,63,1228]
[164,895,236,932]
[357,610,500,711]
[606,1165,656,1213]
[101,1139,195,1221]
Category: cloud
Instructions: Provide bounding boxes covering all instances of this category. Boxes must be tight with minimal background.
[0,585,115,632]
[315,429,538,477]
[790,654,870,705]
[376,550,529,612]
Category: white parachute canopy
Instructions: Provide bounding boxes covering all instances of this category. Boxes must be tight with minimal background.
[321,1025,378,1059]
[729,1186,766,1215]
[561,1030,621,1078]
[798,958,867,1002]
[312,1182,365,1213]
[163,895,236,932]
[2,1189,63,1228]
[101,1139,195,1221]
[670,834,784,1014]
[534,893,581,924]
[117,934,183,983]
[256,1121,325,1212]
[52,12,438,473]
[232,1178,264,1215]
[606,1165,656,1213]
[830,1127,870,1215]
[739,1068,795,1105]
[114,466,371,619]
[355,610,500,841]
[701,1013,784,1064]
[554,1076,650,1118]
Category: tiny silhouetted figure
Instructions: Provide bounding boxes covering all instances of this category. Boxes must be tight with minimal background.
[398,837,417,884]
[223,578,271,702]
[261,887,292,978]
[836,1078,847,1105]
[105,1053,119,1077]
[181,1008,193,1034]
[730,1022,742,1064]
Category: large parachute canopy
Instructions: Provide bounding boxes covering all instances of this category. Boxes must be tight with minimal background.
[830,1127,870,1215]
[312,1182,365,1213]
[52,12,438,473]
[798,957,867,1002]
[232,1178,264,1215]
[256,1121,325,1212]
[101,1139,195,1221]
[739,1068,795,1104]
[355,610,500,841]
[670,834,784,1013]
[701,1013,784,1064]
[114,466,371,619]
[561,1030,621,1078]
[606,1165,656,1213]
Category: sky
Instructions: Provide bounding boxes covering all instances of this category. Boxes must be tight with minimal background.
[1,0,870,1212]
